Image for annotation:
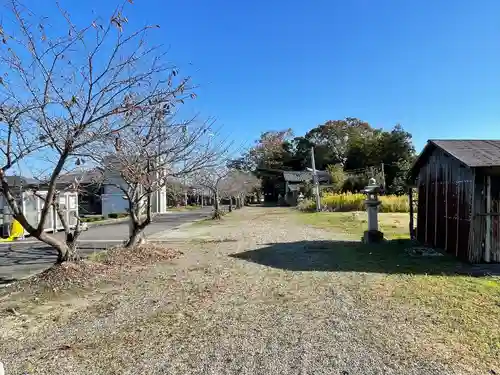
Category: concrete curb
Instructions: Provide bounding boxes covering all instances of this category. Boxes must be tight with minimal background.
[84,209,207,228]
[85,217,129,228]
[150,217,211,240]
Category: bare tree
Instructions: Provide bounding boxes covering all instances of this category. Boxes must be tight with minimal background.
[195,165,231,219]
[0,0,186,262]
[91,115,224,247]
[165,178,188,207]
[235,172,260,208]
[218,172,239,213]
[220,170,259,211]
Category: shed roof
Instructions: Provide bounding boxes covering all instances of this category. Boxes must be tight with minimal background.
[408,139,500,183]
[283,170,331,183]
[430,140,500,167]
[283,171,312,182]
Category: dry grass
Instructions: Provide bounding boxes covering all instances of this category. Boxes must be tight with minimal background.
[0,207,498,374]
[90,243,182,267]
[296,209,500,368]
[297,210,414,239]
[0,243,183,346]
[298,192,411,212]
[167,205,202,212]
[359,274,500,367]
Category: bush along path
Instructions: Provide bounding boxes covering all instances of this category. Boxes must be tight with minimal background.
[0,207,498,375]
[298,192,411,213]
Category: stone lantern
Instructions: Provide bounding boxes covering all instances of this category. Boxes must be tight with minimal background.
[297,192,305,206]
[362,177,384,243]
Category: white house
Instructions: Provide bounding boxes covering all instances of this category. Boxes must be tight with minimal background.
[100,157,170,217]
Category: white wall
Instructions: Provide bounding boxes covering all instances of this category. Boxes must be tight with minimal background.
[101,164,170,216]
[101,183,129,217]
[159,185,167,213]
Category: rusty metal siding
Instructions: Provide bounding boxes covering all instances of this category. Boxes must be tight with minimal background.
[416,148,474,262]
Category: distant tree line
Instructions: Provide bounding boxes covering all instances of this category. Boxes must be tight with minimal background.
[230,118,417,196]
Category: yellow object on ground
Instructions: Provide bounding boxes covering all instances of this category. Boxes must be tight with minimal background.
[0,219,24,242]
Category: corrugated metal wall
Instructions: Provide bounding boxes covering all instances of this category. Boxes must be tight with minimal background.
[416,148,475,262]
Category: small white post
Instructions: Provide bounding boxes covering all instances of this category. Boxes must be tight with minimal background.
[485,175,492,262]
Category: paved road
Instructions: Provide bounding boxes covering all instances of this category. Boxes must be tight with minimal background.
[0,207,215,283]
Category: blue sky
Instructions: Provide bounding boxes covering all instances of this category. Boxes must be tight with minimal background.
[28,0,500,153]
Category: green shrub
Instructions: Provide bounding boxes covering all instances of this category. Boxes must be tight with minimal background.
[297,198,316,212]
[108,213,119,219]
[81,216,105,222]
[326,164,346,192]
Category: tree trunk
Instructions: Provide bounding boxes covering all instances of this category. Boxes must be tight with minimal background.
[64,223,84,262]
[123,194,151,248]
[212,191,222,219]
[37,232,71,263]
[56,203,83,262]
[125,220,146,248]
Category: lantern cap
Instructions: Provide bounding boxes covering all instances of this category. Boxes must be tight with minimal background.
[363,178,380,194]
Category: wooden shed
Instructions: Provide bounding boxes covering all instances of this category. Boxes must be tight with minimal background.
[408,140,500,263]
[0,176,79,238]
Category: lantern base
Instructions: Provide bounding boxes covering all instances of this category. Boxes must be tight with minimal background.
[363,230,384,244]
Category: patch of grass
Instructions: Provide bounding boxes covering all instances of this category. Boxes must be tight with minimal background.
[80,215,105,223]
[294,211,500,367]
[87,250,110,262]
[297,211,414,240]
[168,205,201,212]
[191,218,215,226]
[366,273,500,366]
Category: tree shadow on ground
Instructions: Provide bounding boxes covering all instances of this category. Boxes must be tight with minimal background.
[230,239,485,276]
[0,246,56,266]
[0,277,16,285]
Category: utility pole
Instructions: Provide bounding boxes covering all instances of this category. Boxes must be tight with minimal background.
[380,162,386,192]
[311,146,321,212]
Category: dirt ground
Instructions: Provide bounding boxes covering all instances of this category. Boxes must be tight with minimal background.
[0,207,498,375]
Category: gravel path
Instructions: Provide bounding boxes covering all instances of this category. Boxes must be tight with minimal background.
[0,207,479,374]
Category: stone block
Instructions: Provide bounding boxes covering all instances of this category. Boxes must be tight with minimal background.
[363,230,384,244]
